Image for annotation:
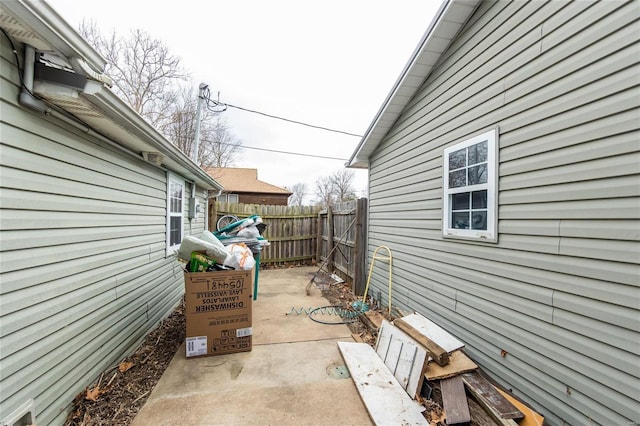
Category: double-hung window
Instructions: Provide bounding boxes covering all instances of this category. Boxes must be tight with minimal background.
[167,173,185,255]
[219,193,239,203]
[442,129,498,242]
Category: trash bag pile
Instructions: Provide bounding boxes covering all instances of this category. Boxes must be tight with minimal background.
[177,214,268,273]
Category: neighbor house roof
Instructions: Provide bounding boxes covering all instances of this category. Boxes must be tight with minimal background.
[0,0,223,191]
[206,168,292,195]
[347,0,480,168]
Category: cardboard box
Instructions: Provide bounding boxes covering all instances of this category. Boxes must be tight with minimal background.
[183,268,253,357]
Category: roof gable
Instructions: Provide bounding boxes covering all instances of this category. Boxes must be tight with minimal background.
[347,0,480,168]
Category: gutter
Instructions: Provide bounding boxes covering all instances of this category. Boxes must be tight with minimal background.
[88,88,223,190]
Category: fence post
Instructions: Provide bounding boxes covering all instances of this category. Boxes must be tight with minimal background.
[326,206,334,272]
[353,198,368,296]
[208,197,217,232]
[316,209,324,264]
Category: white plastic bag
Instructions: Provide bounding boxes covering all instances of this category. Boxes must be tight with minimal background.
[236,225,260,239]
[177,234,228,264]
[223,243,256,271]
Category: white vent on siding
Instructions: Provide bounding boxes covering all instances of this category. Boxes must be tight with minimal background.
[142,151,164,166]
[1,399,35,426]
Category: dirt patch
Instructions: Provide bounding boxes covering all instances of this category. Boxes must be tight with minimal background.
[64,302,186,426]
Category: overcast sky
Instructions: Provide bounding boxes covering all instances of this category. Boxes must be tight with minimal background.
[47,0,441,203]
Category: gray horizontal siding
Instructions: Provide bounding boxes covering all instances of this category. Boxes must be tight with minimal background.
[365,1,640,425]
[0,39,202,425]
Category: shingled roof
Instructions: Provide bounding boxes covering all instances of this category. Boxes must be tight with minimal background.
[206,167,292,195]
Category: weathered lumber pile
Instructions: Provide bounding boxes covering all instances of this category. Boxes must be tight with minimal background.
[339,312,544,426]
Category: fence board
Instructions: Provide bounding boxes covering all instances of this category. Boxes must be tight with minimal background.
[215,202,321,266]
[215,200,367,290]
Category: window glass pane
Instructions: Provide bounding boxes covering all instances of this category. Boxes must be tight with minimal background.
[472,190,487,209]
[468,164,487,185]
[452,212,469,229]
[169,216,181,246]
[468,141,487,165]
[471,211,487,230]
[449,170,466,188]
[170,182,183,213]
[229,194,239,203]
[449,148,466,170]
[452,192,469,210]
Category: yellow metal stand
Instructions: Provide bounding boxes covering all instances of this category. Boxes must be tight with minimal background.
[362,246,393,316]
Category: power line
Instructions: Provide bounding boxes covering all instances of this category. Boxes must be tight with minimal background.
[200,86,363,138]
[238,144,348,161]
[225,103,363,137]
[201,137,348,161]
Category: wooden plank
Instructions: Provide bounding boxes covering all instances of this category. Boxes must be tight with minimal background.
[425,350,478,381]
[375,320,428,398]
[364,310,386,329]
[440,376,471,424]
[394,318,449,366]
[462,371,523,424]
[337,342,428,426]
[398,313,464,353]
[495,388,545,426]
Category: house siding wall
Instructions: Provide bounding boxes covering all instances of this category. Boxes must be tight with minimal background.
[0,40,204,424]
[237,193,290,206]
[366,1,639,425]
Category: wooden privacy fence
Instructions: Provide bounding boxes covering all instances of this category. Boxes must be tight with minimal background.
[317,198,368,295]
[213,202,322,266]
[212,199,368,292]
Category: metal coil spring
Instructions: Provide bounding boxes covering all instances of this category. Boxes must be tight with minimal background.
[286,306,360,319]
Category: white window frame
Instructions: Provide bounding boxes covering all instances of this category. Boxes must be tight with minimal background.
[218,193,239,203]
[442,128,499,242]
[166,172,185,256]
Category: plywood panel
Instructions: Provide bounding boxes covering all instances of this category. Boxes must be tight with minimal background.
[375,320,428,397]
[338,342,428,425]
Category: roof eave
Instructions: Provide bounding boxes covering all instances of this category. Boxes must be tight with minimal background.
[87,88,223,190]
[347,0,480,168]
[2,0,107,69]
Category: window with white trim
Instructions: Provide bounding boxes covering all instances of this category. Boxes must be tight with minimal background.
[443,129,498,242]
[218,193,239,203]
[167,173,185,254]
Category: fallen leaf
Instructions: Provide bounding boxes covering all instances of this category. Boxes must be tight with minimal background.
[85,386,103,401]
[119,361,135,372]
[430,409,446,425]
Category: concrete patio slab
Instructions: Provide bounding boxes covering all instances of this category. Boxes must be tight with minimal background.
[132,266,373,426]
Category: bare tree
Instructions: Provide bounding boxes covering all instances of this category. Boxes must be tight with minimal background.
[159,87,242,168]
[201,117,242,168]
[314,169,357,208]
[79,20,242,167]
[332,169,356,202]
[288,182,308,206]
[314,175,336,208]
[79,21,187,128]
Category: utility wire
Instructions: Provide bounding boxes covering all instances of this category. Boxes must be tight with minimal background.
[200,137,348,161]
[234,144,348,161]
[200,86,363,138]
[224,103,363,137]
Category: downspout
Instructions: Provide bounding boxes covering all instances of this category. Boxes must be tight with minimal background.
[19,45,48,113]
